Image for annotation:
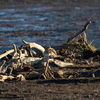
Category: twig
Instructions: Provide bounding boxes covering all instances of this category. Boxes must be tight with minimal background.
[0,60,6,71]
[47,70,55,79]
[22,63,39,72]
[12,44,18,59]
[81,32,95,52]
[67,21,91,43]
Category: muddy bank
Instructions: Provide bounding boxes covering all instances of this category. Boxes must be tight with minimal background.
[1,78,100,100]
[0,1,100,100]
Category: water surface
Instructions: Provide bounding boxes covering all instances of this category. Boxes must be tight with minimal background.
[0,1,100,54]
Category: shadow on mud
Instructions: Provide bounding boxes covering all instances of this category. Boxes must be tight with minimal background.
[37,78,100,84]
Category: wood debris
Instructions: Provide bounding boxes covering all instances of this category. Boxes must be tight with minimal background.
[0,21,100,82]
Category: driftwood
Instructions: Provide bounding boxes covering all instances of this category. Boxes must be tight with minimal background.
[16,74,26,81]
[67,21,91,43]
[1,20,99,82]
[0,49,14,59]
[0,75,14,82]
[54,60,74,67]
[83,32,95,52]
[23,40,45,56]
[0,74,26,82]
[0,40,59,80]
[0,60,6,73]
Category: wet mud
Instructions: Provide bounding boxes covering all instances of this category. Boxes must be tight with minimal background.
[0,0,100,100]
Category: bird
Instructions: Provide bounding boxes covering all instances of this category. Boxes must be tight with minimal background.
[46,46,57,58]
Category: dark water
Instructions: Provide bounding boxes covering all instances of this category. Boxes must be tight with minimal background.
[0,1,100,54]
